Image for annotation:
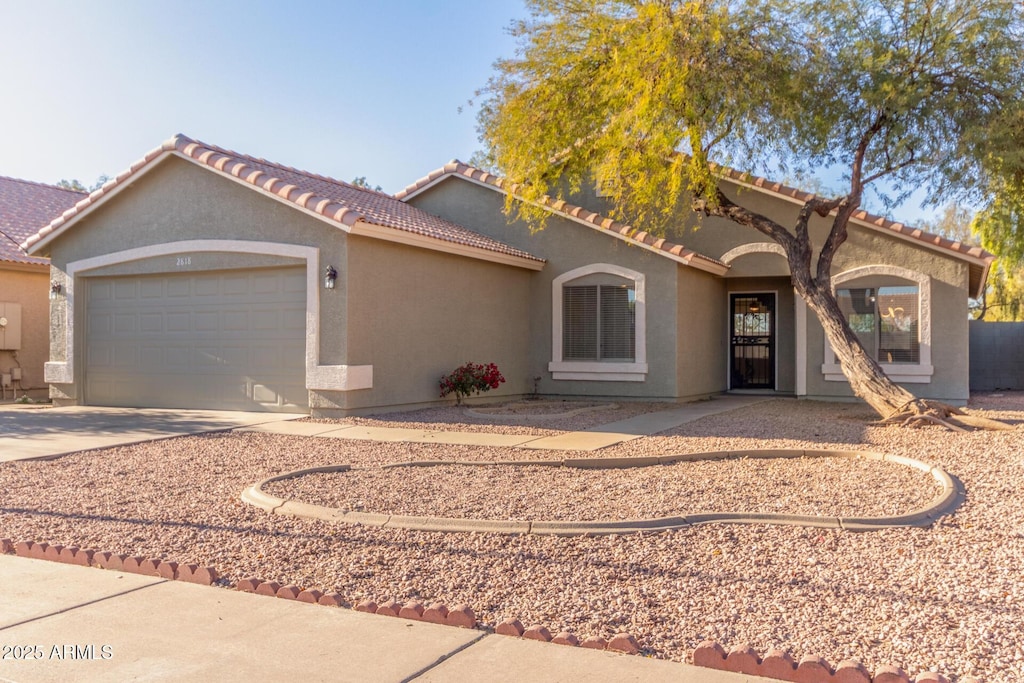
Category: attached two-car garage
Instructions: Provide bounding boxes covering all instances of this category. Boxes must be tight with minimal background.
[84,267,308,412]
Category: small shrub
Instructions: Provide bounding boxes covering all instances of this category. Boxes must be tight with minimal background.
[440,362,506,405]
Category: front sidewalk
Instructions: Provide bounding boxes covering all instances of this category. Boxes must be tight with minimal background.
[0,554,768,682]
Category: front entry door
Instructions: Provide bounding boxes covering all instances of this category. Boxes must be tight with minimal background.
[730,293,775,390]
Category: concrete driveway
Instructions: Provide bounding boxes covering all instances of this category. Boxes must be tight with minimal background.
[0,405,301,462]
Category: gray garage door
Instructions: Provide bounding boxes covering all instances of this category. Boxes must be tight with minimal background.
[85,268,308,412]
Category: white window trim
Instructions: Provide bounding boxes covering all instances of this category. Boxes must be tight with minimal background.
[44,239,371,392]
[821,264,933,384]
[549,263,648,381]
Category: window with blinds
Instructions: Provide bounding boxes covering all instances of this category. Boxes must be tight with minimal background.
[836,285,919,364]
[563,284,636,361]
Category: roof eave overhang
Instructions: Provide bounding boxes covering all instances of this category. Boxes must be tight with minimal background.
[348,219,545,270]
[0,259,49,273]
[23,149,179,256]
[402,173,729,277]
[23,150,544,271]
[723,175,995,272]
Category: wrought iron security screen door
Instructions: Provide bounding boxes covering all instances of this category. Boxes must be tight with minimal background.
[730,293,775,389]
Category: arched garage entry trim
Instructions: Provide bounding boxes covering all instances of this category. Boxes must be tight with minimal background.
[44,239,371,393]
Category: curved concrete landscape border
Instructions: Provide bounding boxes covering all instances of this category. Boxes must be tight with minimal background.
[464,402,618,421]
[240,450,965,535]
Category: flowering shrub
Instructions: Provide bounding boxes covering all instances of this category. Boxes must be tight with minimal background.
[439,362,506,405]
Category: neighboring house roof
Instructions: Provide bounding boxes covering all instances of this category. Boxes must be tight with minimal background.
[397,160,995,297]
[0,176,85,267]
[22,135,545,270]
[396,161,730,276]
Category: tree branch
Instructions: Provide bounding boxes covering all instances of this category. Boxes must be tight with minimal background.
[861,152,918,186]
[692,188,798,254]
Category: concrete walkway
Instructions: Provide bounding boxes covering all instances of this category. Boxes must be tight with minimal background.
[238,395,771,451]
[0,554,769,682]
[0,405,302,462]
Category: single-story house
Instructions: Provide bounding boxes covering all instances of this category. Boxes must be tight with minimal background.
[0,177,85,399]
[22,135,993,415]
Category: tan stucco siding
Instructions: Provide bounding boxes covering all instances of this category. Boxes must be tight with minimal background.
[676,266,727,397]
[406,177,695,400]
[40,157,349,405]
[0,265,49,397]
[672,183,970,403]
[802,227,971,404]
[317,234,532,412]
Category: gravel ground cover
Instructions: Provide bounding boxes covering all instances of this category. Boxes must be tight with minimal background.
[302,399,673,435]
[263,456,938,520]
[1,396,1022,681]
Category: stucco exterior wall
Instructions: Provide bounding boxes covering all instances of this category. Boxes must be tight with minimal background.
[406,177,704,401]
[39,157,349,405]
[675,266,727,398]
[566,177,973,404]
[0,265,50,398]
[800,226,971,404]
[310,235,532,414]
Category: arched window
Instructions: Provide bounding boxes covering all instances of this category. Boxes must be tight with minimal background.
[549,264,648,381]
[822,265,933,383]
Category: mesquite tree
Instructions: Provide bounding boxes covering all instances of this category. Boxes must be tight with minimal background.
[477,0,1024,426]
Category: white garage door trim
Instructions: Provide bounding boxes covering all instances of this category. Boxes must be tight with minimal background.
[45,239,372,393]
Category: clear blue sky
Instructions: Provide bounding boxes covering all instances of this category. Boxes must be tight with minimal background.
[0,0,939,223]
[0,0,525,194]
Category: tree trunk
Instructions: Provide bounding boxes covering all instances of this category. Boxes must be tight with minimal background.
[792,270,917,419]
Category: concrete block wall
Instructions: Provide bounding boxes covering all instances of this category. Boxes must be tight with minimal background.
[969,321,1024,391]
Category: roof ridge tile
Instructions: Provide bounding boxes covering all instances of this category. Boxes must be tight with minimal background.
[395,160,727,271]
[397,159,994,268]
[18,135,543,265]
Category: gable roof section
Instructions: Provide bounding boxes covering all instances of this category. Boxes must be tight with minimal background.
[21,135,544,270]
[397,161,996,297]
[395,161,730,276]
[0,176,85,266]
[714,165,995,299]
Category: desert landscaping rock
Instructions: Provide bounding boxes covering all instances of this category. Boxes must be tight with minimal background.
[255,450,954,533]
[1,397,1023,681]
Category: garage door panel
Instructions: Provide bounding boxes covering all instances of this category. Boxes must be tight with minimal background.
[167,279,190,297]
[139,312,163,333]
[139,280,164,298]
[85,268,308,412]
[114,313,137,334]
[114,280,138,300]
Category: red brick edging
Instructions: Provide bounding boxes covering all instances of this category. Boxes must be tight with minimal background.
[234,575,642,654]
[3,539,217,585]
[0,538,640,657]
[692,640,982,683]
[3,539,977,680]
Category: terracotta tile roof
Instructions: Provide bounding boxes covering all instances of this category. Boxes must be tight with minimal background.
[397,160,996,295]
[713,164,995,265]
[0,176,85,266]
[713,165,995,299]
[22,135,544,267]
[395,161,729,275]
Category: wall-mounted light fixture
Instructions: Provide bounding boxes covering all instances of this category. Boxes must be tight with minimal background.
[324,265,337,290]
[49,281,63,300]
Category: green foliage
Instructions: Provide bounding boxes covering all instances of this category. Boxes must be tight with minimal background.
[979,263,1024,321]
[916,204,1024,321]
[349,176,383,192]
[57,175,110,193]
[478,0,1024,238]
[56,179,86,192]
[439,362,506,405]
